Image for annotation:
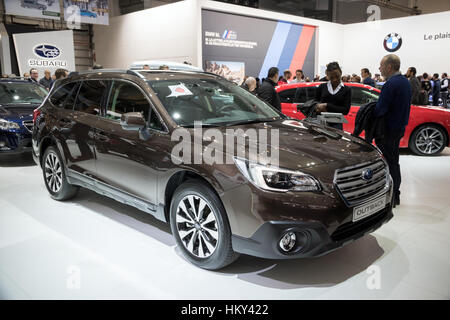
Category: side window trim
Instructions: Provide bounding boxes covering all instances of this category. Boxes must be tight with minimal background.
[67,81,82,111]
[104,79,169,134]
[103,80,114,117]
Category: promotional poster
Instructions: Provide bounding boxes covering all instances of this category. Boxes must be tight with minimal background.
[63,0,109,25]
[4,0,61,20]
[12,30,76,76]
[202,10,317,81]
[205,60,245,84]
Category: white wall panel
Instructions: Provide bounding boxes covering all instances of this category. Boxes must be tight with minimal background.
[93,0,198,69]
[341,11,450,76]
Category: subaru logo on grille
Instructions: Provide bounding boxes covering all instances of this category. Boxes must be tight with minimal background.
[362,168,373,180]
[34,44,61,59]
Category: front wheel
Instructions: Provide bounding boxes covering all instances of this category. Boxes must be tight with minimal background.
[409,125,447,156]
[169,180,239,270]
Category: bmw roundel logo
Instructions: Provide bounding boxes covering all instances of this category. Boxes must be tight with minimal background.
[34,44,61,59]
[362,168,373,181]
[383,33,402,52]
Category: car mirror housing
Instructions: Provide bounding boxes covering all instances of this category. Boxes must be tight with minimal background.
[120,112,146,131]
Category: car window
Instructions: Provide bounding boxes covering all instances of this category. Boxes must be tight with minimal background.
[64,82,81,110]
[73,80,107,115]
[106,80,150,122]
[148,108,165,131]
[294,87,317,103]
[0,82,48,105]
[148,77,281,127]
[50,82,79,109]
[350,87,379,106]
[278,88,296,103]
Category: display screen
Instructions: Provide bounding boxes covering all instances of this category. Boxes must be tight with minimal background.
[202,10,317,81]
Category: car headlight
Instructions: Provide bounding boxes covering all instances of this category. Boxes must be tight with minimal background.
[0,118,20,130]
[234,157,321,192]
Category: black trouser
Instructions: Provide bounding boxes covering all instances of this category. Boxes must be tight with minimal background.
[441,91,448,108]
[375,128,405,196]
[433,92,440,106]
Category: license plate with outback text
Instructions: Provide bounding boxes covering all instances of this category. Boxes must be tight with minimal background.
[352,195,387,222]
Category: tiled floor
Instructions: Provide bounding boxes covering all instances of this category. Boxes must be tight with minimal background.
[0,149,449,299]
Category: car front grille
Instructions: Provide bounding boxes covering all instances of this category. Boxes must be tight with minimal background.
[22,120,33,133]
[334,160,389,206]
[331,207,389,242]
[0,133,19,151]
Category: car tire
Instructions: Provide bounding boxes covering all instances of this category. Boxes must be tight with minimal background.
[42,146,79,200]
[169,180,239,270]
[409,124,447,156]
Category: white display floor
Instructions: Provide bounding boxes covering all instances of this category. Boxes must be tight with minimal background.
[1,149,449,300]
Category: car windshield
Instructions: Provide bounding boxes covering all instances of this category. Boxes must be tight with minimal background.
[0,82,48,105]
[147,77,283,127]
[361,89,379,101]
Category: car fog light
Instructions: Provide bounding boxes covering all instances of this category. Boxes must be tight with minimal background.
[279,232,296,252]
[0,141,5,147]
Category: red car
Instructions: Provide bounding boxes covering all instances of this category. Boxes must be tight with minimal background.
[277,82,450,156]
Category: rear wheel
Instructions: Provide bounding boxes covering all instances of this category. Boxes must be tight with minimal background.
[410,125,447,156]
[169,180,239,270]
[42,146,79,200]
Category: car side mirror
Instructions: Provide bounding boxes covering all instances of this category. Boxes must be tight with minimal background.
[120,112,146,131]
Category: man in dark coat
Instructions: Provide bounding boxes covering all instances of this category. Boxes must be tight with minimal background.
[257,67,281,111]
[406,67,421,105]
[432,73,441,106]
[361,68,376,87]
[39,70,52,91]
[374,54,411,207]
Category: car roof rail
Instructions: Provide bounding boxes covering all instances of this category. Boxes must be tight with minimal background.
[126,69,147,79]
[66,68,216,80]
[68,69,129,77]
[133,69,218,77]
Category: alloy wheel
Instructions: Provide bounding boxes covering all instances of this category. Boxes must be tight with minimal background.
[44,152,63,193]
[415,127,445,155]
[176,195,219,258]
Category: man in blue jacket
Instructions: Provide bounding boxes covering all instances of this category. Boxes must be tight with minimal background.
[374,54,411,207]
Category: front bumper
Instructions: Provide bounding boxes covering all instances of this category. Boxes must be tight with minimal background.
[0,131,32,154]
[232,191,394,260]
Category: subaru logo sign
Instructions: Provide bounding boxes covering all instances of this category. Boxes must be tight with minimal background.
[362,169,374,181]
[34,44,61,59]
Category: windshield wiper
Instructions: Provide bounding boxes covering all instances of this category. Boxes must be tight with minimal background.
[180,123,223,128]
[224,118,282,127]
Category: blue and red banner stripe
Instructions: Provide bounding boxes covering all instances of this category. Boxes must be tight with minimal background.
[259,22,315,80]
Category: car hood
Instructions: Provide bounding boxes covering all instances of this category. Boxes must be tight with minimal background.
[0,104,36,120]
[189,119,381,174]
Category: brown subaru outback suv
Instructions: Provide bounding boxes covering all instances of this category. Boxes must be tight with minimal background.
[32,69,393,270]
